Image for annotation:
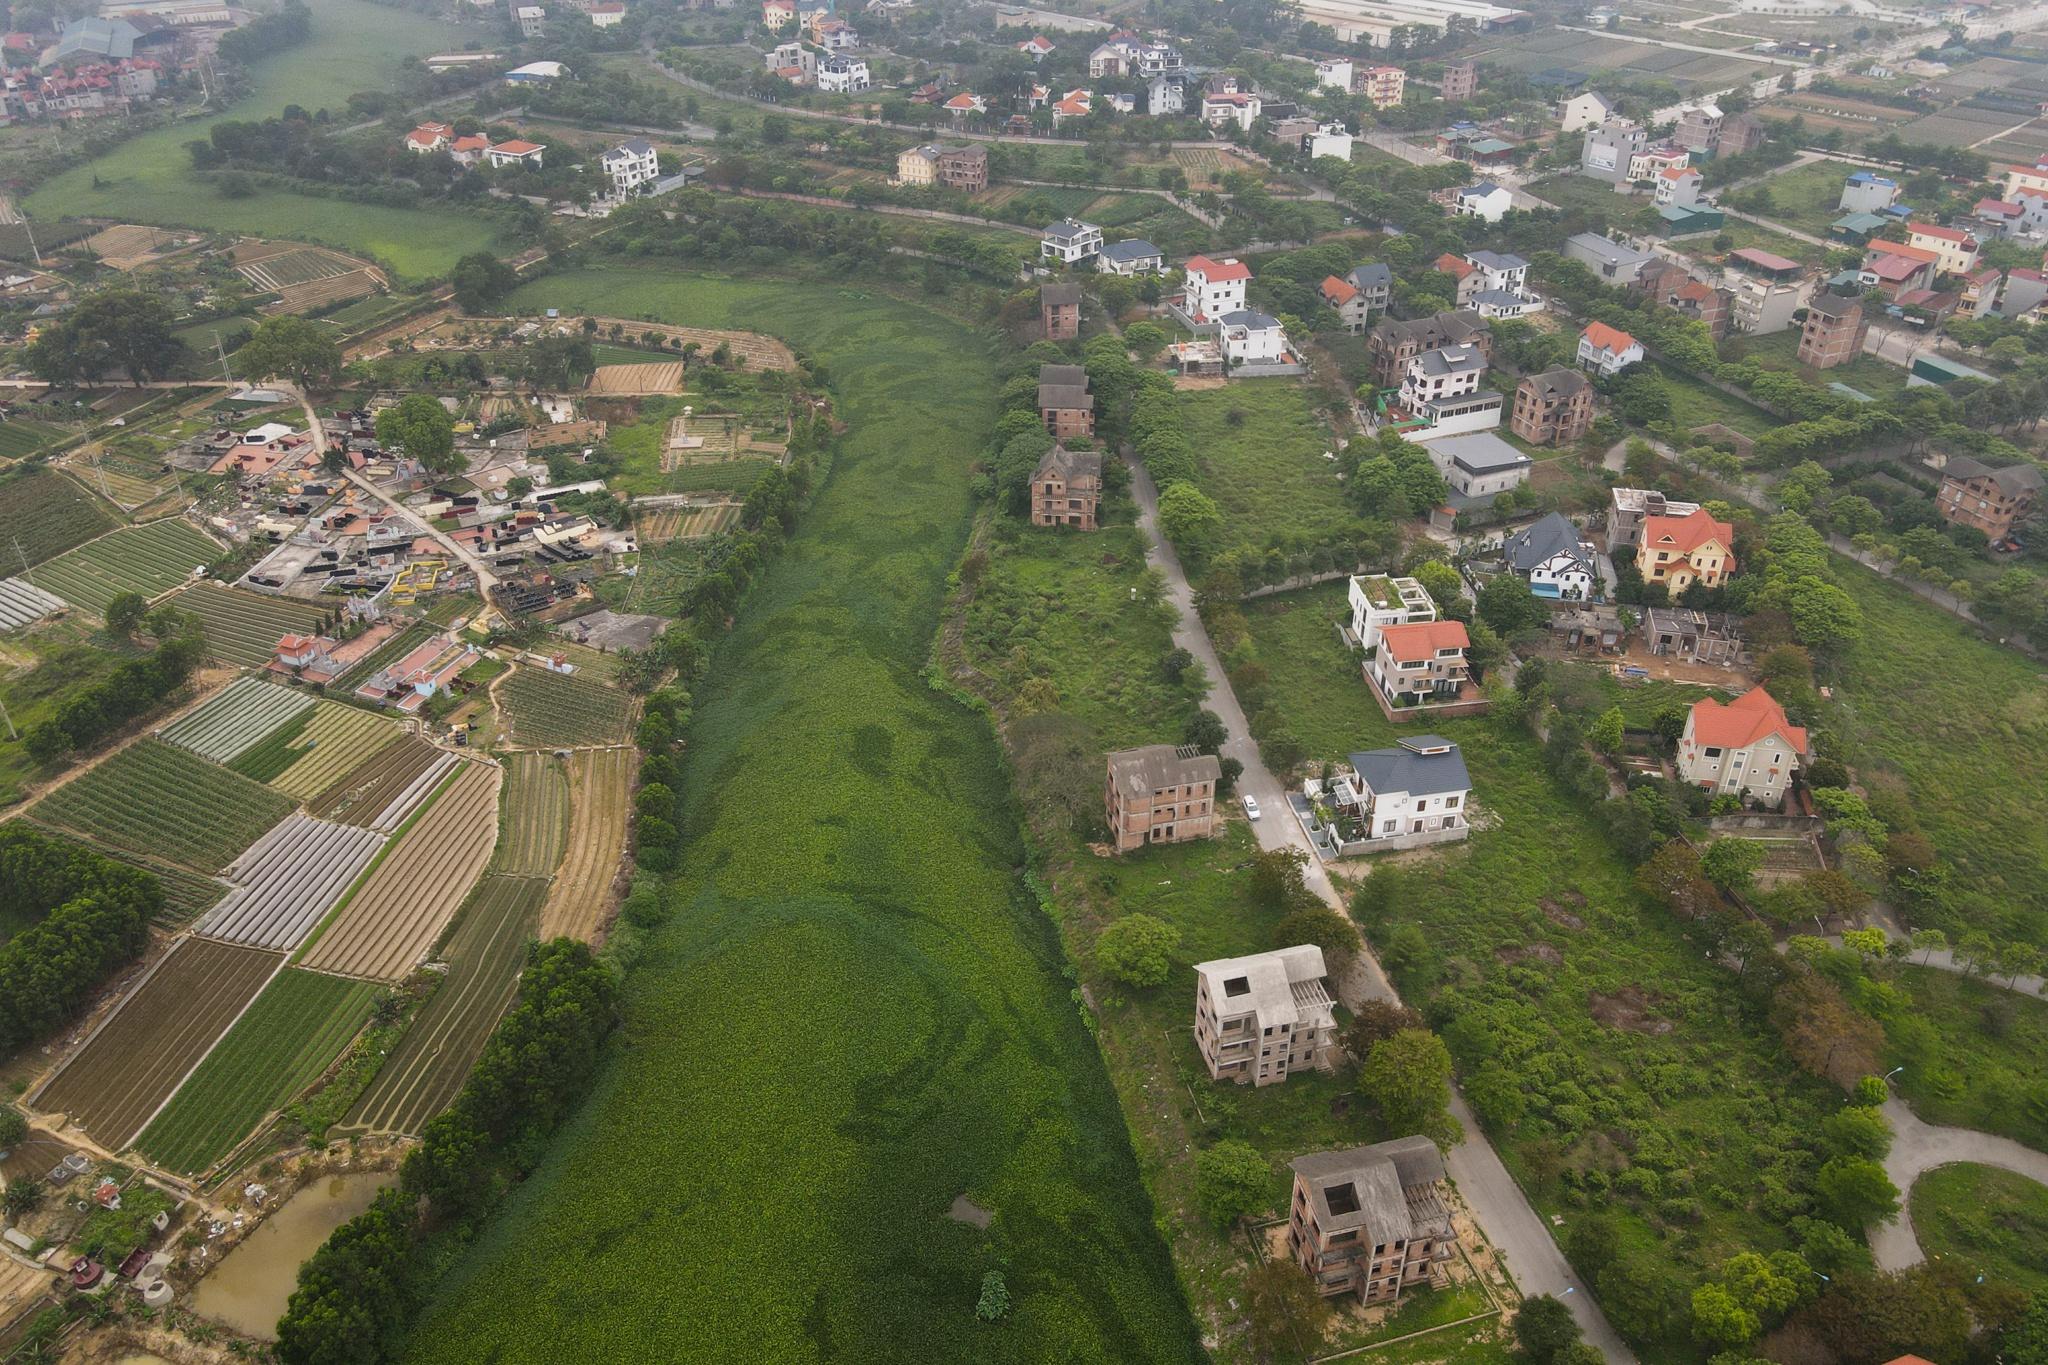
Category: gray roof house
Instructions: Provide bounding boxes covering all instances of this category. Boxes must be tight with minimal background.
[1501,511,1598,599]
[1466,249,1527,273]
[1287,1135,1456,1303]
[1944,454,2045,499]
[1099,238,1165,274]
[1563,231,1654,284]
[1347,263,1393,295]
[51,16,141,61]
[1421,431,1532,509]
[1350,736,1472,803]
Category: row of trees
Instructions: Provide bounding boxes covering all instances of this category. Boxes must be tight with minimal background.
[21,605,206,764]
[0,826,161,1054]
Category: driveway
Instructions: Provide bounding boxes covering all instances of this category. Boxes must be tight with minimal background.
[1871,1097,2048,1272]
[1129,462,1636,1363]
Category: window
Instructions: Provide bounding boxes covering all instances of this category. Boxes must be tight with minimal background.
[1445,795,1461,809]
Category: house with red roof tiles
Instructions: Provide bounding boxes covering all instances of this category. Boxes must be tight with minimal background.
[484,139,545,169]
[1367,619,1472,709]
[1678,686,1806,806]
[1182,254,1251,321]
[1906,221,1980,274]
[1639,506,1734,592]
[1575,321,1642,376]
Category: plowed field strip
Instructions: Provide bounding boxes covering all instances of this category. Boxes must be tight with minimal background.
[269,703,401,800]
[346,875,545,1135]
[311,733,440,825]
[539,747,633,942]
[29,738,293,873]
[298,762,500,981]
[30,938,283,1148]
[491,751,569,877]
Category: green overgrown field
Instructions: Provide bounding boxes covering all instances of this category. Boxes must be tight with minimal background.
[1701,218,1827,268]
[1724,330,1908,403]
[30,737,291,873]
[1827,560,2048,934]
[1177,383,1358,557]
[0,418,75,462]
[1907,1163,2048,1298]
[1884,966,2048,1150]
[23,0,498,280]
[138,968,380,1174]
[961,519,1201,746]
[1740,158,1871,239]
[0,632,134,804]
[1650,362,1776,439]
[1239,584,1839,1354]
[407,270,1200,1363]
[0,470,116,568]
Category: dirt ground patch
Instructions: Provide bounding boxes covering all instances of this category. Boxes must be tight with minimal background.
[1498,942,1564,967]
[1588,985,1673,1034]
[1540,894,1586,931]
[588,361,684,396]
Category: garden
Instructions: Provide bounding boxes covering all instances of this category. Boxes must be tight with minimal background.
[0,470,114,567]
[30,737,291,873]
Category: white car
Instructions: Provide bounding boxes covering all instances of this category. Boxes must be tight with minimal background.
[1241,794,1261,820]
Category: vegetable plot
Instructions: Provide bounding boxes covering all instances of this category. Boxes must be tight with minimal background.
[30,738,293,873]
[27,518,219,614]
[497,667,635,748]
[160,676,315,764]
[267,703,401,800]
[538,746,634,942]
[491,752,569,878]
[195,814,385,952]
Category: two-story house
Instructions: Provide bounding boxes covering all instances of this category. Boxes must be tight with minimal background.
[1030,444,1101,530]
[1936,455,2043,539]
[1105,744,1219,852]
[1182,255,1252,322]
[1510,368,1594,446]
[1639,506,1735,592]
[1192,945,1337,1086]
[1218,310,1288,365]
[1099,238,1165,276]
[1563,231,1654,285]
[1327,735,1472,842]
[1289,1138,1457,1304]
[1502,511,1597,599]
[1576,321,1643,376]
[1041,217,1103,265]
[1398,344,1487,412]
[1559,89,1616,134]
[1347,573,1437,650]
[1906,221,1980,275]
[1677,686,1807,808]
[1037,363,1094,440]
[1425,431,1530,510]
[1366,310,1490,388]
[1367,620,1471,708]
[599,138,659,199]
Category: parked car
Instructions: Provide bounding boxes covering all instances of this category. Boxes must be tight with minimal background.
[1242,794,1261,820]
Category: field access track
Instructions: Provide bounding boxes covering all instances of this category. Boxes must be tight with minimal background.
[491,751,569,878]
[32,937,282,1149]
[298,761,500,981]
[159,676,314,764]
[539,746,634,942]
[311,735,458,830]
[29,738,293,874]
[347,874,545,1135]
[138,967,379,1175]
[196,814,385,952]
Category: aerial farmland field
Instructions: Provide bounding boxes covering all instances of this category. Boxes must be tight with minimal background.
[27,519,220,614]
[196,814,386,953]
[263,703,401,799]
[30,738,293,873]
[538,746,633,942]
[0,470,114,567]
[496,667,635,748]
[166,582,332,667]
[311,734,458,829]
[138,967,380,1174]
[346,874,546,1136]
[298,760,500,981]
[491,751,569,878]
[30,937,283,1148]
[159,676,316,764]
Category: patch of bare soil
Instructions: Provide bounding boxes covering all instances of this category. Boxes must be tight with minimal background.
[1497,942,1564,967]
[1540,895,1586,931]
[1588,985,1673,1034]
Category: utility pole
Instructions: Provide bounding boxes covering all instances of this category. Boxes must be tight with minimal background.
[214,329,232,383]
[0,694,15,741]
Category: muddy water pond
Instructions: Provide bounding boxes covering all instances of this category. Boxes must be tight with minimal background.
[190,1171,395,1341]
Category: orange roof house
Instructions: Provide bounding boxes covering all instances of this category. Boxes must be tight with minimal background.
[1678,686,1807,806]
[1377,619,1470,657]
[1184,254,1252,283]
[1320,274,1359,304]
[1638,506,1734,591]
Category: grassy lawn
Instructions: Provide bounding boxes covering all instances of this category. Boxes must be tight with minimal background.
[1652,361,1777,438]
[1724,330,1910,404]
[1744,158,1868,240]
[1237,583,1839,1358]
[1526,175,1653,229]
[406,270,1201,1363]
[0,627,140,807]
[1177,382,1362,560]
[1884,966,2048,1151]
[1908,1163,2048,1298]
[1827,558,2048,937]
[23,0,499,280]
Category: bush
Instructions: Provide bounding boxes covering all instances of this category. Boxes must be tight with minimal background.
[975,1270,1009,1321]
[1193,1139,1270,1227]
[1093,913,1179,989]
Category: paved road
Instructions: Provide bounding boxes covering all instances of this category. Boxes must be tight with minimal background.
[1129,462,1636,1363]
[1870,1096,2048,1272]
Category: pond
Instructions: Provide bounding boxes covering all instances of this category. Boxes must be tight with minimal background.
[189,1171,394,1341]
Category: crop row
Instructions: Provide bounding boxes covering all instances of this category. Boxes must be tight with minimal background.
[31,937,283,1149]
[196,813,386,952]
[28,518,220,614]
[539,747,634,942]
[0,577,65,632]
[491,752,568,878]
[167,582,331,668]
[310,734,451,828]
[161,676,315,764]
[31,738,293,873]
[298,761,500,981]
[138,967,379,1174]
[497,668,635,748]
[267,703,401,800]
[346,874,546,1135]
[0,471,115,568]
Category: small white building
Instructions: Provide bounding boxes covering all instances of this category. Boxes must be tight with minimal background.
[1463,250,1527,296]
[816,54,870,92]
[1452,181,1512,224]
[1347,573,1437,651]
[587,1,625,26]
[1577,322,1643,376]
[1500,511,1597,599]
[515,4,545,37]
[1098,238,1165,276]
[1423,430,1531,504]
[1040,218,1103,265]
[1218,309,1288,364]
[1399,343,1486,410]
[1558,89,1616,134]
[1316,57,1354,90]
[483,139,545,169]
[599,138,659,198]
[1308,121,1353,161]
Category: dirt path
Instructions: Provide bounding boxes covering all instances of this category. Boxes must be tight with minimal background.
[3,664,239,815]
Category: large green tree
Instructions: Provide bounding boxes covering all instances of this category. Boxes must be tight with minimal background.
[25,288,183,385]
[375,394,461,475]
[1359,1028,1459,1147]
[236,315,343,388]
[451,252,519,313]
[1192,1140,1269,1227]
